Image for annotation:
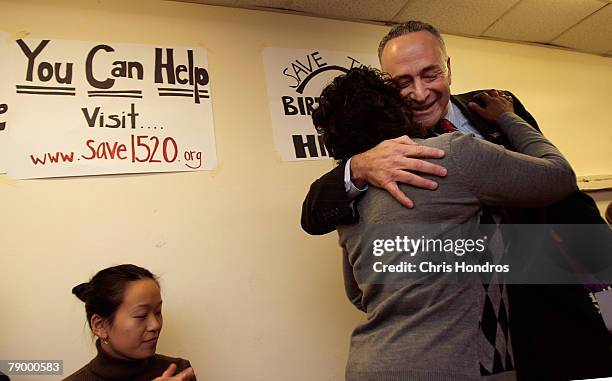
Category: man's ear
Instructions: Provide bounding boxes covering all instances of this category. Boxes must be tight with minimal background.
[91,314,109,340]
[446,56,452,86]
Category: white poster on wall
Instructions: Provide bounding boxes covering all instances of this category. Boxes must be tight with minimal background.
[6,37,217,179]
[263,48,378,161]
[0,32,12,173]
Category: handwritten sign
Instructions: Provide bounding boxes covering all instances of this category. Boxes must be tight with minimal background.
[0,32,11,173]
[6,36,217,179]
[262,48,378,161]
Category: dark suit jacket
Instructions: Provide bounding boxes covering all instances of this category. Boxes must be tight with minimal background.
[301,90,612,380]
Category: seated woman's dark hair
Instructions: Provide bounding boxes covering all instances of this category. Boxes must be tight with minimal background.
[312,67,425,161]
[72,264,158,327]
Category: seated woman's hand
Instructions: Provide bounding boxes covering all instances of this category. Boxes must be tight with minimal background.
[467,90,514,123]
[153,363,195,381]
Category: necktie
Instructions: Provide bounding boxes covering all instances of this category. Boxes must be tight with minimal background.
[437,118,457,134]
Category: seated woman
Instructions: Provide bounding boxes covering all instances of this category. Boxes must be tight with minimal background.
[63,264,196,381]
[312,67,578,381]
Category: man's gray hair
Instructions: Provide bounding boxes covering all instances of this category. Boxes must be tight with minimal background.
[378,21,447,60]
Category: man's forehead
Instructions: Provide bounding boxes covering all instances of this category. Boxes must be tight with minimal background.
[381,33,446,73]
[382,31,444,59]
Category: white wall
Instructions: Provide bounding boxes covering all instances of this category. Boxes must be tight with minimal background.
[0,1,610,380]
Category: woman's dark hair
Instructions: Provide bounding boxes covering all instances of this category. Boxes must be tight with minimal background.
[312,67,425,161]
[72,264,158,327]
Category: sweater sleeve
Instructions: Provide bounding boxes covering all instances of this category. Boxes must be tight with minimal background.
[450,113,578,207]
[176,359,196,381]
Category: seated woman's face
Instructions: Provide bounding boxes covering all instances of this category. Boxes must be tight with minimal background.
[103,279,163,359]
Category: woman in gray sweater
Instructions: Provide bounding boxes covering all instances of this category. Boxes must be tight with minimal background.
[312,68,577,381]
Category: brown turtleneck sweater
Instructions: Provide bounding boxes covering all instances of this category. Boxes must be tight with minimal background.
[63,341,196,381]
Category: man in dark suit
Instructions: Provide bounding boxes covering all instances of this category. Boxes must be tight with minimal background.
[302,20,612,380]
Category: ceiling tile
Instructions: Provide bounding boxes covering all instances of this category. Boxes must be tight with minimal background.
[169,0,612,57]
[392,0,520,36]
[287,0,407,22]
[552,4,612,54]
[483,0,606,43]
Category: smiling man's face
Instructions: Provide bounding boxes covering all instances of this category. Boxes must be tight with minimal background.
[380,30,452,129]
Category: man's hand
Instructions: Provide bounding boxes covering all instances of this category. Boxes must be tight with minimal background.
[153,363,195,381]
[468,90,514,122]
[350,135,446,208]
